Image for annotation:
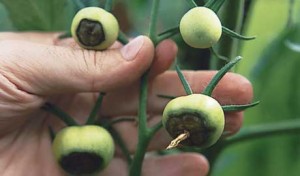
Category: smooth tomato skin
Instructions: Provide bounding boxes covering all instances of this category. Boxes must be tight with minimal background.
[180,7,222,49]
[71,7,119,50]
[162,94,225,148]
[52,125,115,174]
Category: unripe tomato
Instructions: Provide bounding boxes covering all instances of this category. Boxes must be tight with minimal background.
[162,94,224,148]
[71,7,119,50]
[179,7,222,49]
[52,125,114,175]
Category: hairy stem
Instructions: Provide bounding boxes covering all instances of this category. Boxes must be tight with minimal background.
[129,0,161,175]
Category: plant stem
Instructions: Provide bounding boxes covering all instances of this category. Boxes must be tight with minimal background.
[108,126,133,164]
[210,0,245,69]
[149,0,160,44]
[129,0,161,175]
[149,120,163,137]
[104,0,114,12]
[224,119,300,146]
[156,26,180,44]
[129,73,151,176]
[86,92,106,125]
[205,119,300,172]
[287,0,295,28]
[185,0,197,8]
[118,31,130,45]
[74,0,85,9]
[41,102,78,126]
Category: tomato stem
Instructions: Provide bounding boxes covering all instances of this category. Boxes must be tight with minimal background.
[73,0,85,9]
[86,92,106,125]
[209,0,246,69]
[41,102,78,126]
[107,126,133,164]
[117,31,129,45]
[129,1,161,175]
[156,26,180,44]
[166,130,190,149]
[204,0,226,12]
[149,0,160,44]
[104,0,113,12]
[185,0,197,8]
[224,119,300,146]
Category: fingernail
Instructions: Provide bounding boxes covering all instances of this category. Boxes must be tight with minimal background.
[121,36,144,61]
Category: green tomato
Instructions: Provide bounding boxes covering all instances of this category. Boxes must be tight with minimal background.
[179,7,222,49]
[162,94,224,148]
[52,125,114,175]
[71,7,119,50]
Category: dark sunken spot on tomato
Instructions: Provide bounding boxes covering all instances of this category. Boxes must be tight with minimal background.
[60,151,103,175]
[76,19,105,47]
[165,112,215,147]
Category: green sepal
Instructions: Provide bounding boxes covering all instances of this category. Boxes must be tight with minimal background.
[185,0,197,8]
[222,26,256,40]
[157,26,180,43]
[222,101,260,112]
[202,56,241,96]
[176,64,193,95]
[157,94,177,100]
[204,0,226,12]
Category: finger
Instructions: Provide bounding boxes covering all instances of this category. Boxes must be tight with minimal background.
[223,111,244,137]
[53,37,81,49]
[100,158,128,176]
[0,35,154,96]
[55,37,123,50]
[148,39,178,78]
[55,38,177,78]
[101,153,209,176]
[101,71,253,116]
[142,153,209,176]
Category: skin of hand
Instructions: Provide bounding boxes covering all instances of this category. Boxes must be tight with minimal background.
[0,32,253,176]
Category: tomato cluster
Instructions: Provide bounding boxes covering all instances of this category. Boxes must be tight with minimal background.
[52,5,226,175]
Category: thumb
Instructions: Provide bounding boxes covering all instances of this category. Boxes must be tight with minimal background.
[0,36,154,95]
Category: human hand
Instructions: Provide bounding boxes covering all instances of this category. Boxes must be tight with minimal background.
[0,32,252,176]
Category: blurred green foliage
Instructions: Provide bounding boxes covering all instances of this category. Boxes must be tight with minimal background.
[0,0,300,175]
[213,0,300,176]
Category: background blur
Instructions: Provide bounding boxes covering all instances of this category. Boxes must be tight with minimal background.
[0,0,300,175]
